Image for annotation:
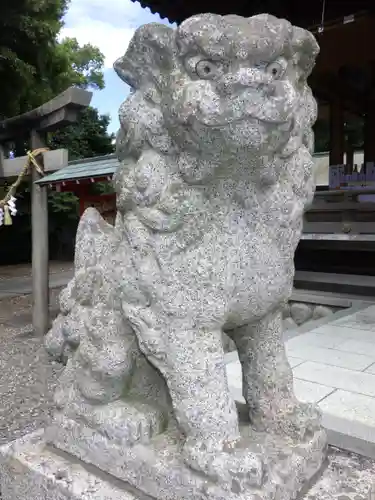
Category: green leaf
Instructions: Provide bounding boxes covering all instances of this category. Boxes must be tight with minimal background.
[0,0,105,119]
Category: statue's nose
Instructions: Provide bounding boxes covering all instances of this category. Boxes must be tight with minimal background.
[218,68,273,95]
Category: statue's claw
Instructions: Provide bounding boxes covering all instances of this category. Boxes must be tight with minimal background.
[183,437,264,490]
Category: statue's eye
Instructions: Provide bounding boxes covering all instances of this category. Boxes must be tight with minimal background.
[185,56,225,79]
[195,60,220,79]
[265,61,285,79]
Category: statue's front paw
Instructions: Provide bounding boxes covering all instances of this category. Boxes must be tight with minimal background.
[251,400,322,441]
[183,437,264,491]
[285,401,322,440]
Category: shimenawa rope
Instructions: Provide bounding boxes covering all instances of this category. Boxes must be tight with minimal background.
[0,148,49,226]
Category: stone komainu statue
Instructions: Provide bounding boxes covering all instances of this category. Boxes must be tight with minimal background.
[45,13,326,500]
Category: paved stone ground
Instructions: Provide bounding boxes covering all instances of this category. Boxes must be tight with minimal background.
[226,304,375,455]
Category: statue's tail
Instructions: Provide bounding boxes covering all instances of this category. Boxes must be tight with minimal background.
[45,208,119,362]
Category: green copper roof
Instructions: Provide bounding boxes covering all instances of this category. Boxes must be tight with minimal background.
[35,154,119,185]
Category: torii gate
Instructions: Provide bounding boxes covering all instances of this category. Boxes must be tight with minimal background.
[0,87,92,336]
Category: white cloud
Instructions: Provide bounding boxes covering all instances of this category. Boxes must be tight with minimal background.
[60,0,171,69]
[60,21,135,69]
[59,0,174,131]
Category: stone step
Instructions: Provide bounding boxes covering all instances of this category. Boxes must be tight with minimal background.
[294,270,375,297]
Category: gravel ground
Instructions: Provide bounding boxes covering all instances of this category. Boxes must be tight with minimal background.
[0,280,65,445]
[0,261,73,281]
[0,287,63,329]
[0,325,64,445]
[306,447,375,499]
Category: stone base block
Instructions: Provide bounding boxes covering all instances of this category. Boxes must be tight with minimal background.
[45,408,327,500]
[0,430,138,500]
[0,419,327,500]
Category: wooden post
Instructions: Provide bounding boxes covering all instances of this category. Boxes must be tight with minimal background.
[329,98,345,166]
[364,103,375,165]
[0,87,92,335]
[346,144,354,167]
[0,144,4,169]
[30,130,49,336]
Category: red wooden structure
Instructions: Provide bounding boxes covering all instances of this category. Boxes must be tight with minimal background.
[38,154,118,225]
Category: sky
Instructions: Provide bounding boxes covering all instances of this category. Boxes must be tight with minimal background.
[60,0,173,133]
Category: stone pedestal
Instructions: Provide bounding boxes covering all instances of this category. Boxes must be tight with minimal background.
[45,415,326,500]
[0,431,138,500]
[0,417,327,500]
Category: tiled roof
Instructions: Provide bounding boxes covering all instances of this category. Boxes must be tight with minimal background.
[35,154,119,185]
[131,0,367,27]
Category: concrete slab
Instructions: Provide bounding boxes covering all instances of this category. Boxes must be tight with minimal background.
[294,270,375,296]
[365,363,375,374]
[225,302,375,460]
[334,305,375,320]
[225,355,375,458]
[320,390,375,444]
[286,332,343,349]
[229,385,245,404]
[333,319,375,332]
[288,356,306,368]
[225,360,242,386]
[337,339,375,357]
[293,379,335,404]
[226,361,336,405]
[286,344,374,371]
[326,428,375,461]
[291,287,375,307]
[332,306,375,331]
[293,361,375,397]
[313,324,375,343]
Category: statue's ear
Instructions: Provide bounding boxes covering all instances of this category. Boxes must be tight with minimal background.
[290,26,320,79]
[114,23,178,99]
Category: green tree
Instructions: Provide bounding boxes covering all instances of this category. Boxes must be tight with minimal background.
[0,0,69,118]
[56,37,105,91]
[0,1,106,120]
[49,107,114,160]
[0,0,114,263]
